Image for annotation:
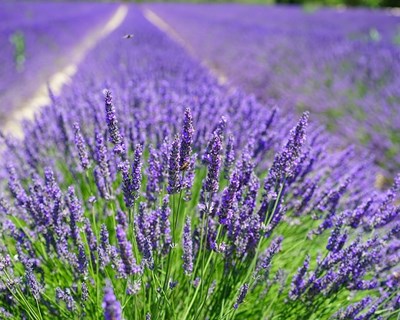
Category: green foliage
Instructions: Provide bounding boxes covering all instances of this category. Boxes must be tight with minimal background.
[9,31,26,72]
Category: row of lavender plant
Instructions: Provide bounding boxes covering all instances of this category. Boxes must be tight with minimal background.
[0,5,398,319]
[148,4,400,173]
[0,2,116,124]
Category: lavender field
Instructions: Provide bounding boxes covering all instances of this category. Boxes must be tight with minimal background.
[149,4,400,172]
[0,3,399,320]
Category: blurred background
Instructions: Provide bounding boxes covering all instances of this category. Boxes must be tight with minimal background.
[136,0,399,8]
[1,0,400,8]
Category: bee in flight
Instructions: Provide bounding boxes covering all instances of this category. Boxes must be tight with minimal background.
[123,34,134,39]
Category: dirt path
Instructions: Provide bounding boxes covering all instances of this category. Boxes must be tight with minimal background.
[142,8,228,86]
[3,4,128,137]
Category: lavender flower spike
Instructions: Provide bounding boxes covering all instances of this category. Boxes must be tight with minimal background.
[104,89,126,157]
[180,107,194,168]
[289,255,310,300]
[234,283,249,309]
[66,186,83,244]
[205,133,223,193]
[73,122,90,171]
[103,283,122,320]
[265,111,309,190]
[223,135,235,179]
[167,135,181,194]
[182,217,193,275]
[119,160,133,208]
[218,171,240,224]
[131,144,143,203]
[116,225,139,275]
[26,263,42,299]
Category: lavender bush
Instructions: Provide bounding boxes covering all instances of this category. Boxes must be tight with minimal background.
[149,4,400,172]
[0,4,399,320]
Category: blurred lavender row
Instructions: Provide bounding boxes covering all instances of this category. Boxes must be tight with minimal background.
[0,2,116,124]
[148,4,400,172]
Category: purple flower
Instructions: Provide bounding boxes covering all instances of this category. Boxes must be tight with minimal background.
[218,171,240,224]
[77,241,88,275]
[289,255,310,300]
[99,224,111,268]
[167,135,181,194]
[81,282,89,301]
[333,297,372,319]
[7,164,28,207]
[104,89,126,157]
[146,145,162,202]
[223,135,235,179]
[182,217,193,275]
[73,122,90,171]
[116,225,139,276]
[103,283,122,320]
[131,143,143,203]
[66,186,83,244]
[95,131,111,179]
[205,133,223,193]
[254,236,283,279]
[202,116,226,164]
[180,107,194,167]
[25,263,42,299]
[116,210,128,230]
[119,160,133,208]
[94,166,109,199]
[234,283,248,309]
[56,288,76,311]
[264,112,309,192]
[327,226,348,253]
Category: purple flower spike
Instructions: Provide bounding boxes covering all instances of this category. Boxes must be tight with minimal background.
[103,283,122,320]
[95,130,111,183]
[66,186,83,244]
[205,133,223,193]
[146,145,162,202]
[218,171,240,224]
[180,107,194,168]
[119,160,133,208]
[116,225,139,276]
[333,296,372,319]
[73,122,90,171]
[131,144,143,203]
[223,135,235,179]
[265,112,309,191]
[234,283,249,309]
[289,255,310,300]
[25,263,42,299]
[104,89,126,157]
[167,135,181,194]
[182,217,193,275]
